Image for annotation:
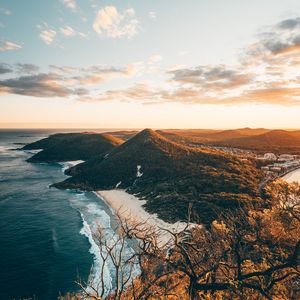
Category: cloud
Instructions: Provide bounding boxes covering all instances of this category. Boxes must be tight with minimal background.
[49,65,77,74]
[78,74,118,86]
[60,0,77,12]
[80,83,161,103]
[82,82,300,106]
[169,65,253,91]
[0,63,39,75]
[3,16,300,106]
[148,54,162,64]
[60,26,76,37]
[0,7,11,15]
[16,64,39,75]
[0,73,73,97]
[148,11,156,19]
[277,17,300,30]
[168,66,203,83]
[0,63,12,74]
[60,26,86,38]
[237,87,300,105]
[0,41,22,52]
[245,17,300,61]
[0,62,139,98]
[40,29,56,45]
[178,50,189,56]
[76,64,138,86]
[93,6,139,38]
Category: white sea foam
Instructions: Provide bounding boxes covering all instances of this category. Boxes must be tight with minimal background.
[60,160,84,173]
[136,165,143,177]
[23,149,42,155]
[51,228,59,250]
[0,146,19,157]
[70,193,140,296]
[115,181,122,188]
[57,162,140,296]
[0,146,11,153]
[79,213,113,297]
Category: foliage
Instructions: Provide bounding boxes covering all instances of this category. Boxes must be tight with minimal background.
[54,129,263,224]
[58,180,299,300]
[23,133,123,162]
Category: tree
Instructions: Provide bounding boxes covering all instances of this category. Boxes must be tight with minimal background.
[160,180,300,299]
[66,180,299,299]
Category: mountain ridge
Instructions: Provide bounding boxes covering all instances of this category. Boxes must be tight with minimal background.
[53,129,263,224]
[23,132,124,162]
[211,129,300,153]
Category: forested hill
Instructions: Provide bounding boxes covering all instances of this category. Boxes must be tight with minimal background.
[53,129,263,224]
[157,128,300,154]
[23,132,124,162]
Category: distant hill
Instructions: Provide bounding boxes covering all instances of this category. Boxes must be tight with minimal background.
[54,129,262,224]
[204,128,271,141]
[156,128,300,154]
[23,132,124,162]
[103,130,138,140]
[157,128,270,145]
[213,130,300,153]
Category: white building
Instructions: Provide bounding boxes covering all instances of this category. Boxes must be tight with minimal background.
[278,154,296,162]
[263,153,277,161]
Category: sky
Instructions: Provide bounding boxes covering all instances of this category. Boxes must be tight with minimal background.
[1,0,300,129]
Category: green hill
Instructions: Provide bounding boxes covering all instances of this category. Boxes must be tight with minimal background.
[54,129,262,224]
[23,132,124,162]
[212,129,300,153]
[154,128,300,154]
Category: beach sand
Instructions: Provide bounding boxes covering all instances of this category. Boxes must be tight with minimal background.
[95,190,189,243]
[282,168,300,183]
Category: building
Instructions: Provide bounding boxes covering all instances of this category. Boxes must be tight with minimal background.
[278,154,296,162]
[263,153,277,161]
[269,166,283,173]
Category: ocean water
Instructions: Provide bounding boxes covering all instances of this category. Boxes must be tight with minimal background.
[0,130,133,300]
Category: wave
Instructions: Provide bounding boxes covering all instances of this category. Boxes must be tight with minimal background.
[67,192,140,297]
[0,146,11,153]
[59,161,84,173]
[23,149,42,155]
[79,212,113,296]
[55,159,140,297]
[0,146,20,157]
[68,192,116,296]
[51,228,59,250]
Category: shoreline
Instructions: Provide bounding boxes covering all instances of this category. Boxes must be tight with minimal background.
[95,189,189,243]
[282,167,300,183]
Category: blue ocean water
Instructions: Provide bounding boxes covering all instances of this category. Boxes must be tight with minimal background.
[0,130,120,300]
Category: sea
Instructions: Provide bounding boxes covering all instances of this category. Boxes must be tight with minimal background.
[0,129,135,300]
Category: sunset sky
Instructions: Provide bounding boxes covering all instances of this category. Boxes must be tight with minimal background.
[1,0,300,128]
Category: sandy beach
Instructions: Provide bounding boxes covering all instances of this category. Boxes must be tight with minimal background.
[95,190,189,242]
[282,168,300,183]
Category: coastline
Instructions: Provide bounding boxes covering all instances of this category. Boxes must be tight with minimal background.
[95,189,189,243]
[60,160,84,172]
[282,168,300,183]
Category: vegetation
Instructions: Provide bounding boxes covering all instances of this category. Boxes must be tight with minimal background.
[23,132,124,162]
[53,129,263,224]
[157,129,300,154]
[59,180,299,300]
[210,130,300,154]
[21,129,300,299]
